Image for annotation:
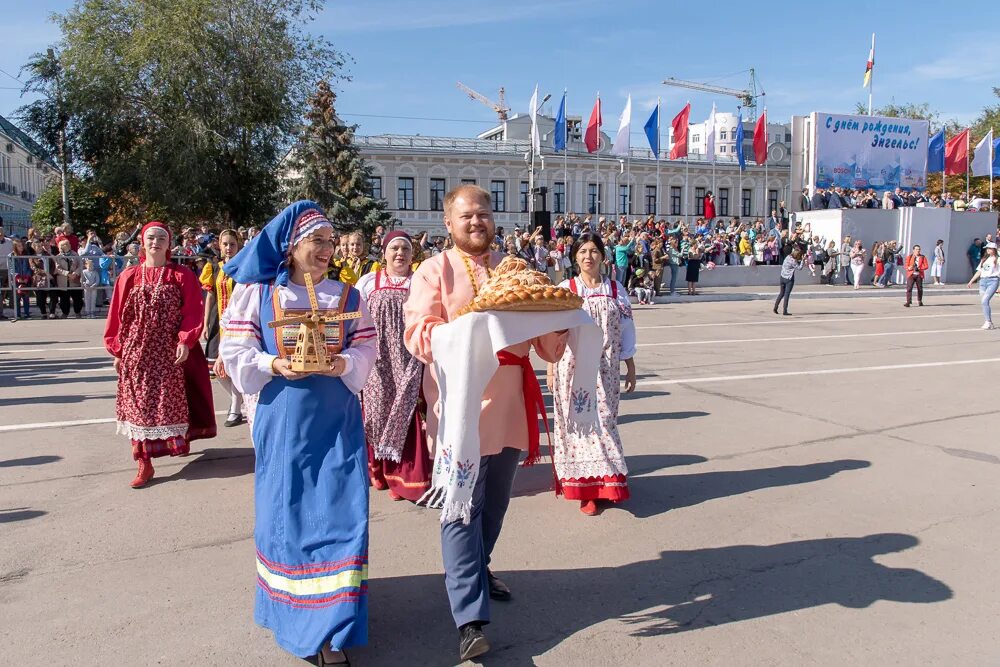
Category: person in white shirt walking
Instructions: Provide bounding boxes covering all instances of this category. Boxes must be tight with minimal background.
[968,242,1000,329]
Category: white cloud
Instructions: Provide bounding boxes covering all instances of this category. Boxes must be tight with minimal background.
[910,40,1000,83]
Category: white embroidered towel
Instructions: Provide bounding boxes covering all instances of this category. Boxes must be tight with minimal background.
[423,310,602,524]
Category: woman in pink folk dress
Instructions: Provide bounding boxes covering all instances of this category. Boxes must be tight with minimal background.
[547,233,637,516]
[104,221,216,488]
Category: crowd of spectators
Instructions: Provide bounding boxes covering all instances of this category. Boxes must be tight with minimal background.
[802,187,993,212]
[3,187,998,320]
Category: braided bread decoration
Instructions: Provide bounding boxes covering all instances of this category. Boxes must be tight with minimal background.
[457,256,583,316]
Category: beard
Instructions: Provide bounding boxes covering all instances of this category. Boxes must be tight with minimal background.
[452,228,493,255]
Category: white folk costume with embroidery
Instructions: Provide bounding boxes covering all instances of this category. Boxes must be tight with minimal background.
[550,278,635,501]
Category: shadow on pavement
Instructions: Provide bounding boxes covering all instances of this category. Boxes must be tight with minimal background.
[619,410,709,425]
[0,394,114,407]
[0,507,47,524]
[0,455,62,468]
[619,459,871,519]
[361,532,950,665]
[512,453,707,499]
[158,447,255,483]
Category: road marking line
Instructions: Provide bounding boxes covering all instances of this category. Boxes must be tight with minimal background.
[0,411,230,434]
[637,313,978,330]
[637,328,983,347]
[637,357,1000,387]
[0,346,106,355]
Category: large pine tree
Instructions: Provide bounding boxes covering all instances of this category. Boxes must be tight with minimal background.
[287,81,394,234]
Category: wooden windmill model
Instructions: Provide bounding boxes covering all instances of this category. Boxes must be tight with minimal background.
[267,272,361,372]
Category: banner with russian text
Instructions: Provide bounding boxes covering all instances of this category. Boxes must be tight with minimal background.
[811,112,928,192]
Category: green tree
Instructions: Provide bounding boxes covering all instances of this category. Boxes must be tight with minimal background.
[852,101,961,134]
[16,0,346,227]
[31,177,109,236]
[285,80,394,235]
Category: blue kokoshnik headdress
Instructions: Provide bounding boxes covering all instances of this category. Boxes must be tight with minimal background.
[225,200,337,286]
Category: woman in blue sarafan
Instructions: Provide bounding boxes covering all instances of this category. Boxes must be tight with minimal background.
[219,201,377,666]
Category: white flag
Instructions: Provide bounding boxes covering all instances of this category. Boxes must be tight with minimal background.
[529,84,541,154]
[610,94,632,156]
[971,130,994,177]
[705,103,717,161]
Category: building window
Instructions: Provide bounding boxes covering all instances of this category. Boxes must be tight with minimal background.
[719,188,730,216]
[768,189,779,216]
[719,130,727,140]
[553,181,566,213]
[587,183,600,214]
[645,185,657,215]
[490,180,506,212]
[461,178,477,185]
[397,177,414,211]
[519,181,530,213]
[618,184,632,215]
[695,187,706,216]
[670,186,681,216]
[692,134,700,143]
[367,176,382,200]
[720,145,727,153]
[741,188,752,216]
[430,178,446,211]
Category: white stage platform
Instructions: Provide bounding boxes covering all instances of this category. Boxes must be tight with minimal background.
[797,208,998,285]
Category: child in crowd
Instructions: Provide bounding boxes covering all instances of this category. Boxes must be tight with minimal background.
[81,258,101,318]
[631,268,655,305]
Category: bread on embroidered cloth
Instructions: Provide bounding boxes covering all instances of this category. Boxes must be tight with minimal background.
[458,256,583,315]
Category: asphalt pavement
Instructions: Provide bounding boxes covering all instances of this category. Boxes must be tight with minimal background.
[1,291,998,665]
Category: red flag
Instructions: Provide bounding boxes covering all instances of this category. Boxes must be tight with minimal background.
[584,96,602,153]
[944,129,969,175]
[668,103,691,159]
[753,109,768,165]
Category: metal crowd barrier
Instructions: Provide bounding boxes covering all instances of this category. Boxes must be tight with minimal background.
[4,253,207,322]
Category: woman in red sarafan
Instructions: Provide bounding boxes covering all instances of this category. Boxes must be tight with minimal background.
[104,221,216,488]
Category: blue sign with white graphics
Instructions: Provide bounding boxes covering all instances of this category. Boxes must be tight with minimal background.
[812,112,929,192]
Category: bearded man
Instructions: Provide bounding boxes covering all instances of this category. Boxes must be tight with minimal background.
[403,185,568,661]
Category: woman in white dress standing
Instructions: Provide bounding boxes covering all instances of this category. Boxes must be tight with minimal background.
[546,232,636,516]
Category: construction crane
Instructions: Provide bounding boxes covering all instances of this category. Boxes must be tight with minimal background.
[662,69,764,120]
[456,81,510,122]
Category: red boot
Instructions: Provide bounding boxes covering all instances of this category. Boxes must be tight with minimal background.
[130,460,154,488]
[369,464,388,491]
[580,500,599,516]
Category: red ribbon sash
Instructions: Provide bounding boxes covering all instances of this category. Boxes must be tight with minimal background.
[497,350,549,466]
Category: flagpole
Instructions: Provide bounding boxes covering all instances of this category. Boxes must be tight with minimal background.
[941,129,946,200]
[868,32,875,116]
[966,129,970,199]
[764,108,768,218]
[626,146,631,216]
[656,97,661,216]
[563,88,568,216]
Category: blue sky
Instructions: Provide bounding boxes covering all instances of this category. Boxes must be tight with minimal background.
[2,0,999,141]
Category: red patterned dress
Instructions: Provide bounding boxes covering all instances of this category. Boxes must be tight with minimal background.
[105,263,216,460]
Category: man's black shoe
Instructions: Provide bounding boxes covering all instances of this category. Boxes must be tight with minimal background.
[459,622,490,661]
[488,570,512,601]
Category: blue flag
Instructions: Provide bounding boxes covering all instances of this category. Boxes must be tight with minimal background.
[993,137,1000,177]
[643,104,659,157]
[553,93,567,152]
[735,111,746,170]
[927,128,945,173]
